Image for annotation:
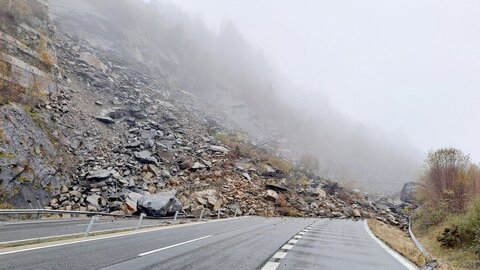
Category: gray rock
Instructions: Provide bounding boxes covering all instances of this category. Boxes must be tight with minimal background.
[137,191,182,217]
[400,182,416,204]
[242,172,251,181]
[191,161,206,170]
[86,170,112,180]
[95,116,115,124]
[125,141,141,148]
[209,145,229,153]
[265,190,278,201]
[134,150,158,164]
[86,194,104,209]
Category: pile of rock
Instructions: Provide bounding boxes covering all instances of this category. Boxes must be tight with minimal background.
[32,27,408,226]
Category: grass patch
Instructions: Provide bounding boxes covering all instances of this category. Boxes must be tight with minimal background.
[0,151,15,159]
[415,220,477,270]
[368,219,426,267]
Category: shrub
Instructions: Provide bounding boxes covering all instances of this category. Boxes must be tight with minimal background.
[413,201,450,233]
[417,148,471,212]
[455,199,480,254]
[38,37,53,67]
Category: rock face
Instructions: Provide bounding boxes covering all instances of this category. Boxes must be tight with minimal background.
[0,104,61,208]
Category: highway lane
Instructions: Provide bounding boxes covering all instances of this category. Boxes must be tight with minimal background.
[0,217,416,270]
[0,217,316,269]
[276,219,416,270]
[0,217,165,243]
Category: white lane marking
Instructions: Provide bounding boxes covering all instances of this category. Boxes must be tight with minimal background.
[138,235,212,256]
[75,220,140,226]
[272,251,287,259]
[260,220,325,270]
[0,217,250,256]
[261,261,280,270]
[363,220,418,270]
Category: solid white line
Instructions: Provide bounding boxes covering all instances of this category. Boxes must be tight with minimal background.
[261,261,280,270]
[363,220,418,270]
[0,217,250,256]
[281,244,293,250]
[138,235,212,256]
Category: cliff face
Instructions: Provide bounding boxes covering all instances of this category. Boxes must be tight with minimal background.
[0,0,65,207]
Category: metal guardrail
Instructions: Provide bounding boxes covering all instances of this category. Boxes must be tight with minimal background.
[408,217,437,270]
[0,209,190,219]
[0,209,190,239]
[0,209,129,217]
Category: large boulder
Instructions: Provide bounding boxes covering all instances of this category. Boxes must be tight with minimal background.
[137,191,182,217]
[400,182,416,204]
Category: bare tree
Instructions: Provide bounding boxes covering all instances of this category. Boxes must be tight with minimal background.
[417,148,470,211]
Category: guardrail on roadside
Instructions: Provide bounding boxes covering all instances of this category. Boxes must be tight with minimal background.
[408,217,437,270]
[0,209,190,238]
[0,208,128,217]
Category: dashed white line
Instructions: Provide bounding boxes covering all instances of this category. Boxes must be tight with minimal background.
[138,235,212,256]
[261,261,280,270]
[260,220,325,270]
[272,251,287,259]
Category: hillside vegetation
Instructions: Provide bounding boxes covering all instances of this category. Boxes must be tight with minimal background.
[413,148,480,269]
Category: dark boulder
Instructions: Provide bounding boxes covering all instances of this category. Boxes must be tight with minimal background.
[400,182,416,204]
[137,192,182,217]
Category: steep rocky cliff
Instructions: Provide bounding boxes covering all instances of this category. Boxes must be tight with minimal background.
[0,0,407,228]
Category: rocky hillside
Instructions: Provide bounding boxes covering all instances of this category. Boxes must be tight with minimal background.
[0,0,408,228]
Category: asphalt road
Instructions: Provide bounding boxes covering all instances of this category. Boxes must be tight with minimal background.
[277,219,413,270]
[0,217,416,270]
[0,217,165,243]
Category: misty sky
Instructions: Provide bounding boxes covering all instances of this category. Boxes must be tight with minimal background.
[169,0,480,161]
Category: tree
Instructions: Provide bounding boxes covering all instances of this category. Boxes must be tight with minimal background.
[417,148,470,211]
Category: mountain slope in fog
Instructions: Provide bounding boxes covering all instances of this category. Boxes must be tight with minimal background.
[50,0,420,192]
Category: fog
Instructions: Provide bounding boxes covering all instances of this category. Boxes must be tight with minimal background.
[172,0,480,159]
[51,0,480,192]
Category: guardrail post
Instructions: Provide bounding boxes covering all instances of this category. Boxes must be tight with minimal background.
[197,209,205,222]
[173,211,179,224]
[234,209,238,218]
[217,209,221,219]
[136,213,146,230]
[84,215,98,237]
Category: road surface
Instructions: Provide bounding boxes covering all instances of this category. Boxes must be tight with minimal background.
[0,217,166,244]
[0,217,416,270]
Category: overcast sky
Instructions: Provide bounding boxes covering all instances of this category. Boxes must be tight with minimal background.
[169,0,480,161]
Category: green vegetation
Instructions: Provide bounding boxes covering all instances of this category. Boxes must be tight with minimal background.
[413,147,480,269]
[0,151,15,159]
